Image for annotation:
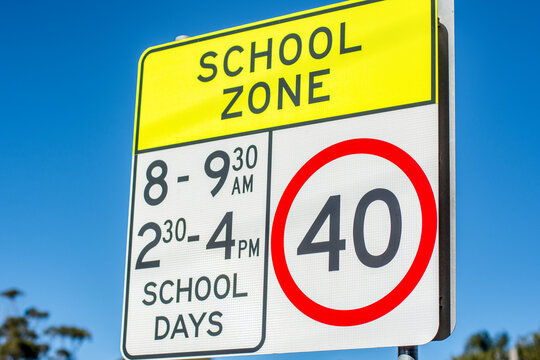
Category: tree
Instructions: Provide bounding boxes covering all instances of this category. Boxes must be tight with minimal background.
[0,316,48,360]
[453,330,510,360]
[0,288,90,360]
[44,326,91,360]
[517,330,540,360]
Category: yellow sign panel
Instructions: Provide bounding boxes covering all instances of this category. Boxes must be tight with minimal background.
[135,0,436,152]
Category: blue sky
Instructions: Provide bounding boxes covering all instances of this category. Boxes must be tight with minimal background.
[1,0,539,360]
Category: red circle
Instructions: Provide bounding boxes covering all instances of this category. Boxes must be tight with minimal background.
[271,138,437,326]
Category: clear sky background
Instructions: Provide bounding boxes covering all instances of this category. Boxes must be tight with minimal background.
[0,1,539,360]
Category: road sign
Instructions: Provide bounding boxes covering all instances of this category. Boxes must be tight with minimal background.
[122,0,455,359]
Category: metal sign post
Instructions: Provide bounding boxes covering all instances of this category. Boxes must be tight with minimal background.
[398,346,418,360]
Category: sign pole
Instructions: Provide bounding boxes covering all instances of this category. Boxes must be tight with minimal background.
[398,346,418,360]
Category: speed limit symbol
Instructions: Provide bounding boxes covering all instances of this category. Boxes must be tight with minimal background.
[272,138,437,327]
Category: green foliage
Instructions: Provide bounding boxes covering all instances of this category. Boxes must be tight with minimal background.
[0,289,90,360]
[455,329,540,360]
[517,330,540,360]
[0,316,46,360]
[44,327,91,342]
[54,349,71,360]
[453,330,510,360]
[24,309,49,321]
[0,290,23,301]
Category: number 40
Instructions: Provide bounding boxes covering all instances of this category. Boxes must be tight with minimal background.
[297,189,402,271]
